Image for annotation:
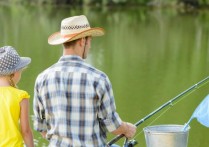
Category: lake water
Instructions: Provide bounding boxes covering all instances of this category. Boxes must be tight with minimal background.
[1,4,209,147]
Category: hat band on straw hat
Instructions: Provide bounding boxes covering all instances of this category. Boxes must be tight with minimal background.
[61,23,90,36]
[61,24,90,31]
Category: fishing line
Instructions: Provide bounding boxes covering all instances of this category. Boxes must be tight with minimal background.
[133,106,171,140]
[108,76,209,146]
[133,80,209,144]
[133,85,202,140]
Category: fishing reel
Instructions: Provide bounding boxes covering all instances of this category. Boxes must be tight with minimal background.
[123,139,138,147]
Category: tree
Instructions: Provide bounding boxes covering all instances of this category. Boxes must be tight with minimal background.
[178,0,199,7]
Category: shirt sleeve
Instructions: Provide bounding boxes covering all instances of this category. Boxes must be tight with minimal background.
[97,76,122,132]
[17,90,30,102]
[33,79,47,132]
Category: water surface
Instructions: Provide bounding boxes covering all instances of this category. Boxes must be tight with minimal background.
[1,5,209,147]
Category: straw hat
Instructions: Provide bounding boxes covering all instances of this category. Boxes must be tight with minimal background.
[0,46,31,76]
[48,15,105,45]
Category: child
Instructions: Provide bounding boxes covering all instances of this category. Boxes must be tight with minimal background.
[0,46,34,147]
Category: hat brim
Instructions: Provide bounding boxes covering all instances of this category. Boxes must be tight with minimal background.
[15,57,31,71]
[48,28,105,45]
[0,57,31,76]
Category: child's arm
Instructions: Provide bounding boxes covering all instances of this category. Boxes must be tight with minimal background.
[20,99,34,147]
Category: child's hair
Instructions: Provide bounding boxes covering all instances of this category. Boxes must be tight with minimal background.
[7,74,16,88]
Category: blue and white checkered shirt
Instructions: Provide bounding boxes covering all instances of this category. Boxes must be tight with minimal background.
[33,55,122,147]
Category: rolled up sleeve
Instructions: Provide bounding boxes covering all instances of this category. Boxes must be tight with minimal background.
[102,112,122,132]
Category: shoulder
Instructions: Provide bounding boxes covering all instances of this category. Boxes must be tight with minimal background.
[35,64,56,82]
[9,87,30,102]
[15,88,30,98]
[83,62,107,78]
[83,63,112,87]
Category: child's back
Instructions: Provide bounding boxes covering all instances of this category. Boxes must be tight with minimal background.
[0,46,34,147]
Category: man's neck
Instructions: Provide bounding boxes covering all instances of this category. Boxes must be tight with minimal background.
[63,46,83,59]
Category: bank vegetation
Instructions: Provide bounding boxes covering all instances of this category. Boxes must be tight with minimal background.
[1,0,209,9]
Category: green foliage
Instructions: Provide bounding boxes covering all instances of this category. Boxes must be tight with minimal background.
[1,0,209,6]
[199,0,209,4]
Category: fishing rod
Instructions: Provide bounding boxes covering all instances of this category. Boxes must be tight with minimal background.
[107,76,209,146]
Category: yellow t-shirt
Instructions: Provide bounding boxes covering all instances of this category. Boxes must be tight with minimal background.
[0,86,30,147]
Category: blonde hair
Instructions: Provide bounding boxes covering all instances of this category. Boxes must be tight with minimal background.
[7,74,17,88]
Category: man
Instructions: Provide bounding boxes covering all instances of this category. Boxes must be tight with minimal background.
[33,15,136,147]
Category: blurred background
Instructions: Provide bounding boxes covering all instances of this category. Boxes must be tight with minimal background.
[1,0,209,146]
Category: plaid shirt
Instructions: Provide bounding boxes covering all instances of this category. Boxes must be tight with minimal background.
[33,55,122,147]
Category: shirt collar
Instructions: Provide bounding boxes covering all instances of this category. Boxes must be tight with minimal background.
[58,55,84,62]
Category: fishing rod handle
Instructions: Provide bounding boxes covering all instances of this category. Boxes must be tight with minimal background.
[107,134,124,146]
[108,122,140,146]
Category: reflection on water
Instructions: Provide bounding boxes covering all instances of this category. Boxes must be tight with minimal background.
[1,5,209,147]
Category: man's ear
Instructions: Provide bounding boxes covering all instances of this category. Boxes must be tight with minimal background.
[78,38,86,47]
[77,38,82,47]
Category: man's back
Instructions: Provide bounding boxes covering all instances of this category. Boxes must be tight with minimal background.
[33,55,121,146]
[33,15,136,147]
